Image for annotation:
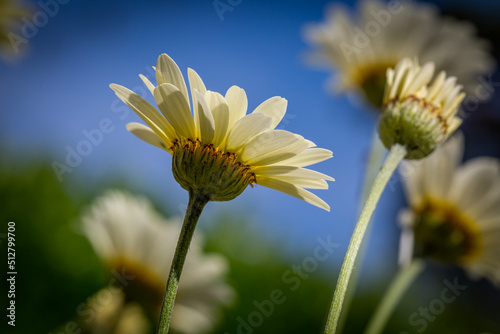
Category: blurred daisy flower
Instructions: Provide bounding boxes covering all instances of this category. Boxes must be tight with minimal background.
[0,0,28,55]
[399,134,500,285]
[304,0,494,107]
[379,57,465,159]
[110,53,334,211]
[81,190,234,334]
[81,287,151,334]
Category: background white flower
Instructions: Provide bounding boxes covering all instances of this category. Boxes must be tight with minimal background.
[304,0,494,106]
[81,190,234,333]
[399,134,500,285]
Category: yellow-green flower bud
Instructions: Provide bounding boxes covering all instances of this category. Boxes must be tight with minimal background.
[379,58,465,160]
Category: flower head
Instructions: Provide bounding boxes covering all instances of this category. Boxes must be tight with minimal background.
[399,134,500,285]
[81,190,234,334]
[111,54,334,210]
[379,57,465,159]
[304,0,493,107]
[0,0,28,55]
[82,287,151,334]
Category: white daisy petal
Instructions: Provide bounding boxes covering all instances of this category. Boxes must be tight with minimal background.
[193,90,215,143]
[253,165,335,182]
[156,53,189,103]
[139,74,156,95]
[126,122,170,151]
[241,130,309,166]
[263,176,329,189]
[225,113,273,153]
[110,84,176,141]
[252,96,288,130]
[225,85,248,127]
[272,148,333,167]
[205,91,230,148]
[188,68,208,131]
[257,176,330,211]
[154,83,196,140]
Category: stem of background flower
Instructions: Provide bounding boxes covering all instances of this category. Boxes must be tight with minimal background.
[337,129,386,333]
[324,144,407,334]
[364,259,425,334]
[157,190,210,334]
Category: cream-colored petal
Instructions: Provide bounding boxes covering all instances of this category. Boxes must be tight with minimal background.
[188,68,207,97]
[426,71,446,101]
[126,122,170,151]
[139,74,155,95]
[188,68,207,132]
[262,176,329,189]
[404,62,434,96]
[271,148,333,167]
[257,176,330,211]
[205,91,230,148]
[110,84,176,141]
[241,130,309,166]
[156,53,189,103]
[193,90,215,143]
[252,96,288,129]
[225,85,248,127]
[225,113,272,153]
[154,83,196,140]
[253,165,334,181]
[449,158,500,215]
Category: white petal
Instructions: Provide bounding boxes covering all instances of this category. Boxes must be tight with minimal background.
[110,84,176,141]
[252,96,287,129]
[405,62,434,95]
[126,122,170,151]
[225,113,272,152]
[193,90,215,143]
[139,74,155,95]
[225,85,248,127]
[205,91,230,148]
[257,176,330,211]
[449,157,500,215]
[156,54,189,103]
[253,166,334,181]
[241,130,309,166]
[154,83,196,139]
[265,176,329,189]
[187,68,207,97]
[272,148,333,167]
[188,68,207,133]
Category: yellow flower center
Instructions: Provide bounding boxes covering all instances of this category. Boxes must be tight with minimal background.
[413,197,482,263]
[171,139,256,201]
[353,62,396,108]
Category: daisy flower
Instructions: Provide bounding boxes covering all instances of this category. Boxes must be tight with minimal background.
[379,57,465,159]
[82,287,151,334]
[81,190,234,334]
[0,0,28,55]
[304,0,493,107]
[110,53,334,211]
[399,134,500,285]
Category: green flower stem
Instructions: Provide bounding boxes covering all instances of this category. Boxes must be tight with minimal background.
[337,130,386,333]
[364,259,425,334]
[324,144,407,334]
[157,190,210,334]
